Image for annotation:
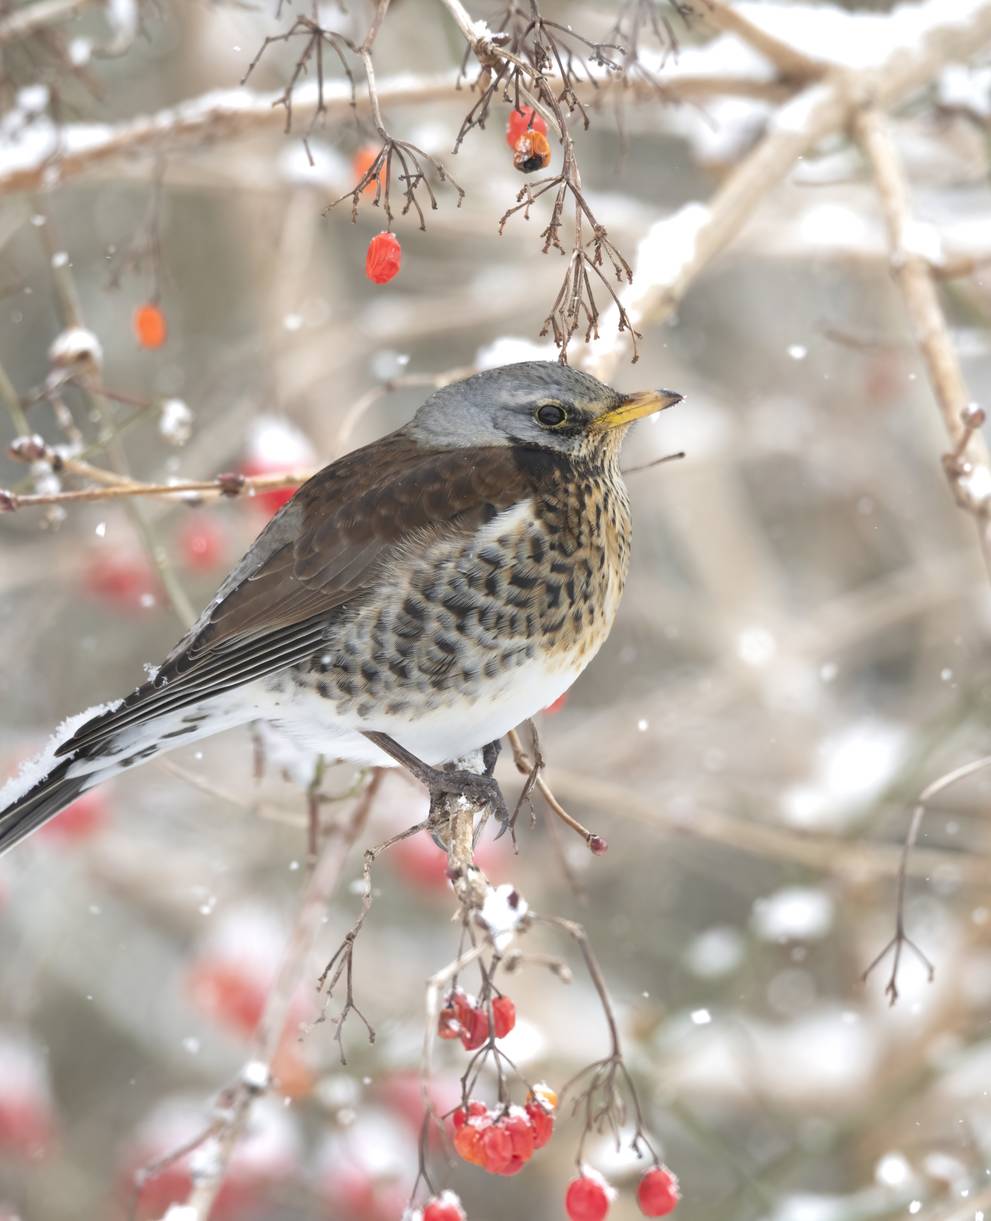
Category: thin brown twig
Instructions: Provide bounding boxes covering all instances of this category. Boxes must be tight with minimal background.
[541,914,657,1164]
[315,806,429,1063]
[146,772,382,1221]
[863,754,991,1005]
[0,467,312,510]
[507,725,606,853]
[854,105,991,575]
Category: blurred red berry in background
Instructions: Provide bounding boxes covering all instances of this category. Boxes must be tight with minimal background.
[366,232,402,285]
[133,303,167,349]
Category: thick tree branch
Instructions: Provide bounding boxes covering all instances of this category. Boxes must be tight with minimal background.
[581,0,991,383]
[0,0,92,47]
[0,68,791,197]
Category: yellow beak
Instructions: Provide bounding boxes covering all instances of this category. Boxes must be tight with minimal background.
[591,388,683,431]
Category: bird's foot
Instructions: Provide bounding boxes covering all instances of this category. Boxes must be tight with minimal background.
[362,730,511,841]
[425,765,511,833]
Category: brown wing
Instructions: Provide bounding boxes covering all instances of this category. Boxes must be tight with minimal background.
[61,432,538,758]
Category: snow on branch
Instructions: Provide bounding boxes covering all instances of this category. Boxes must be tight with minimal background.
[580,0,991,384]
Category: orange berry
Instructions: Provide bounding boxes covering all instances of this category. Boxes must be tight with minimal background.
[133,303,167,349]
[513,130,552,174]
[453,1119,488,1166]
[528,1083,558,1111]
[366,231,402,285]
[352,145,384,198]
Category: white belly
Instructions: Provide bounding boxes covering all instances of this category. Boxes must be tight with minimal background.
[256,656,582,768]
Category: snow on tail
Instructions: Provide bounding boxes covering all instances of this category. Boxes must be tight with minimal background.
[0,700,123,856]
[0,758,96,854]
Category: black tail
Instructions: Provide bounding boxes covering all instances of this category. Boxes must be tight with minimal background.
[0,758,90,856]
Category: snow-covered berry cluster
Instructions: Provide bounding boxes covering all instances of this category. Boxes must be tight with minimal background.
[451,1084,556,1176]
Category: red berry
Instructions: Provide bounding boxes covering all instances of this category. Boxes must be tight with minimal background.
[502,1111,535,1162]
[177,514,226,571]
[453,1116,488,1166]
[451,1100,487,1130]
[637,1167,681,1217]
[39,789,109,844]
[437,999,462,1040]
[83,550,157,610]
[543,691,569,714]
[492,995,516,1038]
[423,1193,466,1221]
[240,459,299,517]
[506,105,548,148]
[460,1006,489,1051]
[186,961,267,1037]
[366,231,401,285]
[565,1174,613,1221]
[524,1100,554,1149]
[479,1121,514,1174]
[588,834,608,856]
[133,302,167,349]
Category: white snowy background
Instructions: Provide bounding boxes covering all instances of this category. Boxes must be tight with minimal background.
[1,1,991,1219]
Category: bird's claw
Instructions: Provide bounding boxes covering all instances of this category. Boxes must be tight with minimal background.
[425,768,512,842]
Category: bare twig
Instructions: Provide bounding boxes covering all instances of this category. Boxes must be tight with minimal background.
[543,914,657,1164]
[0,0,92,47]
[854,106,991,572]
[863,755,991,1004]
[147,773,382,1221]
[507,725,607,853]
[581,0,991,382]
[0,467,312,510]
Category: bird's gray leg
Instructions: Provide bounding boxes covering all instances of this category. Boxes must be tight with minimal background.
[362,731,511,831]
[481,738,501,777]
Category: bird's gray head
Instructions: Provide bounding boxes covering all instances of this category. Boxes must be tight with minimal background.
[408,361,681,457]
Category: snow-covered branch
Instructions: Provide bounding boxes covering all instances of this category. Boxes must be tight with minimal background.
[580,0,991,383]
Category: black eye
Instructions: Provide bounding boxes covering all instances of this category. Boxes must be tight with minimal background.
[535,402,567,427]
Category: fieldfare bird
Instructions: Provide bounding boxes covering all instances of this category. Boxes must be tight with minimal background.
[0,362,681,855]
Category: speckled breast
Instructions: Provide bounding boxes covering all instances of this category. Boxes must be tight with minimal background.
[296,458,632,724]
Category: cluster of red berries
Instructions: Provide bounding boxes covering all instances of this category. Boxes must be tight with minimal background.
[506,105,551,174]
[452,1085,556,1176]
[437,989,515,1051]
[566,1166,680,1220]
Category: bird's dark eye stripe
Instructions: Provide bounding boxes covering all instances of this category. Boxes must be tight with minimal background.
[535,402,568,427]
